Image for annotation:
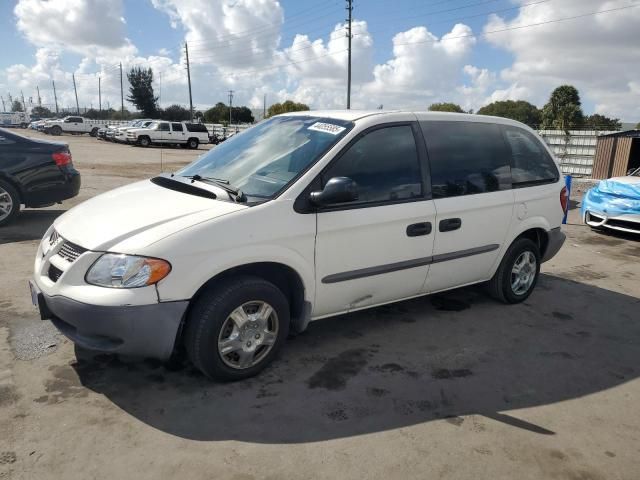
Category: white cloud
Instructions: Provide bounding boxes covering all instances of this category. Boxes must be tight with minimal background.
[484,0,640,120]
[14,0,134,57]
[361,23,476,109]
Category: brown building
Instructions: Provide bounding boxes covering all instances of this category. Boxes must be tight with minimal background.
[592,130,640,179]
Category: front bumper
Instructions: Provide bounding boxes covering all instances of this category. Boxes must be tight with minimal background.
[35,285,188,359]
[584,210,640,234]
[541,227,566,263]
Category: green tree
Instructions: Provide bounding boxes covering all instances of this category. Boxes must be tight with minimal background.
[583,113,621,131]
[541,85,584,132]
[428,102,464,113]
[203,103,255,124]
[477,100,541,128]
[232,106,254,123]
[159,104,191,121]
[126,67,158,117]
[11,100,23,112]
[267,100,309,118]
[110,109,135,120]
[204,102,229,123]
[636,122,640,129]
[31,106,53,118]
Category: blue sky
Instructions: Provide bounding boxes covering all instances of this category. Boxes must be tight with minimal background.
[2,0,639,120]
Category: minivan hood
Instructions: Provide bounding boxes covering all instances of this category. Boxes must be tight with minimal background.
[54,179,246,251]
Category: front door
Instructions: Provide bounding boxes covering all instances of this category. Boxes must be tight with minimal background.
[419,120,515,293]
[313,123,436,318]
[156,122,170,143]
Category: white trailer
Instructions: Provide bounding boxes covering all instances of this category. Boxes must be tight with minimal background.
[0,112,31,128]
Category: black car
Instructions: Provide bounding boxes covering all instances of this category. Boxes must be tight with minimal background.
[0,128,80,226]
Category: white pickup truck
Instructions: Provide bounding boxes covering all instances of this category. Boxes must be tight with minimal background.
[44,116,110,137]
[126,121,210,149]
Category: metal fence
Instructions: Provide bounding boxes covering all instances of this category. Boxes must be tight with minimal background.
[538,129,618,178]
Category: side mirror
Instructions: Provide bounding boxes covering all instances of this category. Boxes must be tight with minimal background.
[310,177,358,206]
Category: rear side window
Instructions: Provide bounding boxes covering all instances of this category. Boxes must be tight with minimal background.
[157,122,170,131]
[186,123,208,133]
[171,123,183,132]
[502,126,559,186]
[421,121,511,198]
[322,125,422,204]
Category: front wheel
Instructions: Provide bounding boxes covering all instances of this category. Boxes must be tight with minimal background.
[0,180,20,227]
[51,126,62,136]
[184,276,290,381]
[486,238,540,304]
[138,136,151,147]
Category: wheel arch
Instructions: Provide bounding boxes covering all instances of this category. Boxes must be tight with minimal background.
[179,261,308,341]
[0,173,24,204]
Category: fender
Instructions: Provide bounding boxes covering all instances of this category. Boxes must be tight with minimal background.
[487,215,553,278]
[155,243,315,304]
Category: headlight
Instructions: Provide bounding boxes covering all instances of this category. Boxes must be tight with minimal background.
[86,254,171,288]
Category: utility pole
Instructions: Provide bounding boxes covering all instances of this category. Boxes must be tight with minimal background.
[346,0,353,109]
[37,86,42,106]
[228,90,234,125]
[20,90,26,112]
[72,74,80,114]
[185,42,194,122]
[98,76,102,113]
[119,62,124,117]
[52,80,59,115]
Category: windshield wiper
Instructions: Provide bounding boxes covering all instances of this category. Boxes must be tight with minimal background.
[181,174,247,202]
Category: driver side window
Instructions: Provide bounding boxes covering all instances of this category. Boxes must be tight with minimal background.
[321,125,422,204]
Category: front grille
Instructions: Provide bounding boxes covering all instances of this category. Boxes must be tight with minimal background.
[607,218,640,232]
[58,241,87,263]
[48,265,63,283]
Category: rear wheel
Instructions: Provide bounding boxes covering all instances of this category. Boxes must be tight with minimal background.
[90,127,99,137]
[487,238,540,304]
[0,180,20,227]
[184,276,290,381]
[187,138,199,149]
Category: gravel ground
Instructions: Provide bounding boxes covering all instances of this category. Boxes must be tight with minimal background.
[1,130,639,480]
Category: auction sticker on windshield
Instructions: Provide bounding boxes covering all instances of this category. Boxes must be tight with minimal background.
[308,122,346,135]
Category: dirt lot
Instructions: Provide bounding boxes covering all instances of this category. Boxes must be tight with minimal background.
[1,131,639,480]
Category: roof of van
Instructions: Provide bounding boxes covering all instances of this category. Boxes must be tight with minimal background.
[280,110,529,127]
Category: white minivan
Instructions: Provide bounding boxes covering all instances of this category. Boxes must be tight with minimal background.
[31,111,567,380]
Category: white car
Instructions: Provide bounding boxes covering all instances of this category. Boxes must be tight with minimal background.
[112,119,153,143]
[44,116,108,137]
[127,120,209,149]
[582,166,640,234]
[30,111,566,380]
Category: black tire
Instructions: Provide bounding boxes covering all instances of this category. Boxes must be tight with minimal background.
[90,127,99,137]
[486,238,540,304]
[138,136,151,147]
[184,276,290,381]
[187,138,199,149]
[0,180,20,227]
[51,125,62,136]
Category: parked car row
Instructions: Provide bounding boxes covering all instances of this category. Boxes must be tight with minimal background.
[98,120,215,149]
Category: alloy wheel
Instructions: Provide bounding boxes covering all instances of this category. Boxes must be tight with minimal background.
[217,301,279,370]
[0,186,13,222]
[510,250,537,295]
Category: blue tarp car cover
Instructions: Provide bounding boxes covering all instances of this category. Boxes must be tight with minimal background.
[581,178,640,217]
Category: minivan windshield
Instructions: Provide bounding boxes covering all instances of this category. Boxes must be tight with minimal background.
[177,115,353,199]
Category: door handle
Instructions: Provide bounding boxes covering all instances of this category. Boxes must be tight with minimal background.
[439,218,462,232]
[406,222,432,237]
